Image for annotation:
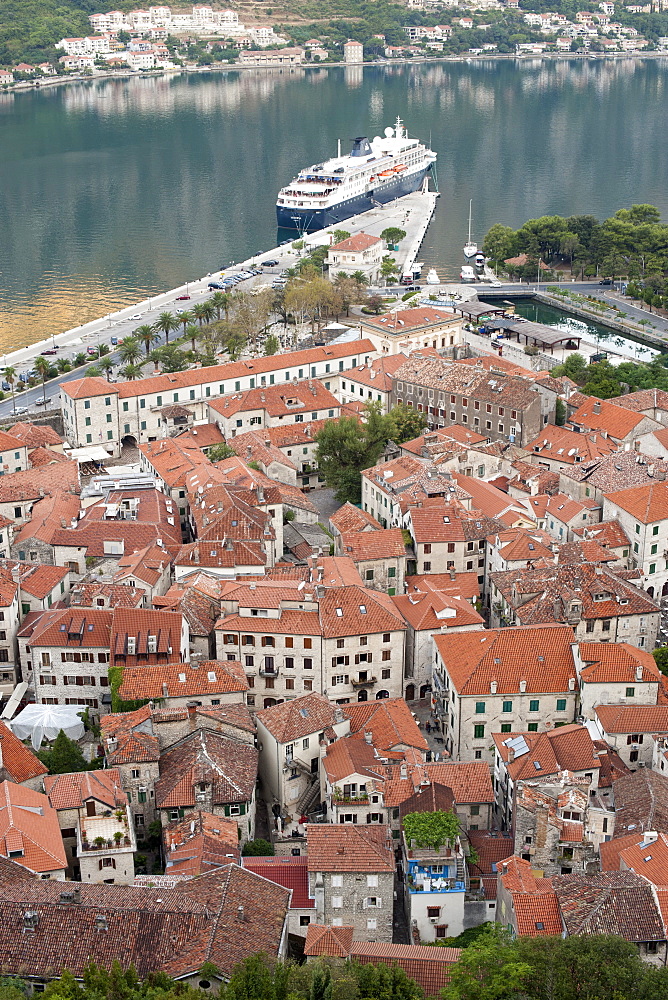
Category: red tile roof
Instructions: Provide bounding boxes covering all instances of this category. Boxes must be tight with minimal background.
[0,722,47,784]
[306,825,395,872]
[594,704,668,734]
[44,769,127,811]
[346,698,428,753]
[493,725,600,781]
[569,397,648,441]
[526,425,616,465]
[155,730,258,809]
[392,589,484,632]
[330,232,382,252]
[604,482,668,524]
[434,624,577,696]
[118,660,247,701]
[8,423,63,448]
[579,642,661,684]
[164,811,240,876]
[349,942,462,996]
[256,693,347,743]
[0,781,67,874]
[552,870,666,942]
[340,528,407,561]
[242,855,315,908]
[304,923,354,957]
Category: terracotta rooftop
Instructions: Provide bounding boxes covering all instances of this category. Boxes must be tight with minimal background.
[242,855,314,909]
[382,761,493,808]
[433,624,577,696]
[569,397,650,441]
[118,660,247,702]
[552,869,666,942]
[493,724,601,781]
[362,306,460,335]
[604,482,668,524]
[346,698,428,753]
[306,825,394,872]
[0,781,67,874]
[578,642,661,685]
[610,769,668,837]
[256,693,347,744]
[155,730,258,809]
[564,450,668,492]
[62,341,376,401]
[0,858,290,980]
[0,722,47,784]
[594,704,668,735]
[526,424,616,465]
[340,528,407,561]
[329,232,382,252]
[304,923,354,957]
[600,831,668,887]
[164,811,240,877]
[392,588,484,632]
[8,422,63,448]
[44,769,127,812]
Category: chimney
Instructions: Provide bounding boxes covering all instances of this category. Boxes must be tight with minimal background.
[187,703,197,721]
[95,914,108,932]
[519,680,527,693]
[162,683,168,697]
[237,905,245,921]
[73,888,81,904]
[636,665,643,682]
[400,762,408,779]
[568,677,576,691]
[593,400,601,414]
[364,730,373,745]
[490,680,497,695]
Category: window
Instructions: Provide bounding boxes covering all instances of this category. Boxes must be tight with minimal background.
[556,698,566,712]
[423,561,431,572]
[424,544,431,554]
[528,722,539,732]
[367,874,378,887]
[529,699,539,712]
[427,906,440,919]
[475,702,485,714]
[473,724,485,739]
[388,567,396,578]
[383,633,390,643]
[365,897,380,908]
[285,637,294,648]
[435,926,448,939]
[131,769,140,779]
[501,723,512,733]
[626,687,635,697]
[653,525,659,535]
[331,896,343,909]
[502,700,512,713]
[366,918,377,931]
[304,638,312,649]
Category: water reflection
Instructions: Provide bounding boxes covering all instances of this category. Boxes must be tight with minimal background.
[1,58,668,350]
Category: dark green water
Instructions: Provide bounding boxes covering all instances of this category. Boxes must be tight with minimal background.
[2,57,668,349]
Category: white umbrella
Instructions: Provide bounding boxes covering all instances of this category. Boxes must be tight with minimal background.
[9,704,85,750]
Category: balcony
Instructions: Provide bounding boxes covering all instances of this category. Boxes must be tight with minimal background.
[351,675,377,688]
[407,874,465,894]
[259,665,279,677]
[78,806,136,855]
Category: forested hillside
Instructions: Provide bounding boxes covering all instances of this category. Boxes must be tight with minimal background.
[0,0,93,64]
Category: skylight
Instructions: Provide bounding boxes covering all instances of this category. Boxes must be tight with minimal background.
[335,608,343,617]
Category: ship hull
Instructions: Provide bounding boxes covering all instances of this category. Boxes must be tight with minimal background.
[276,166,431,232]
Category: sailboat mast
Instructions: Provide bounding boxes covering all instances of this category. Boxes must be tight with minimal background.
[468,199,472,244]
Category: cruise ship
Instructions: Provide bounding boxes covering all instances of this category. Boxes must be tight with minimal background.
[276,119,437,232]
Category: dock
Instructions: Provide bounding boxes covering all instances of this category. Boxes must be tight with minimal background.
[0,188,440,376]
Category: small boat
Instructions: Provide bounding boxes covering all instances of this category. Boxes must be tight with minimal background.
[463,199,477,258]
[475,252,485,269]
[460,266,476,282]
[426,268,440,285]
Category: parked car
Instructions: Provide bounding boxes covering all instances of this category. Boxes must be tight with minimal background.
[1,383,10,391]
[14,406,28,415]
[599,278,612,285]
[263,260,279,267]
[40,349,57,355]
[208,282,224,290]
[35,397,52,407]
[111,337,118,346]
[176,294,191,301]
[130,313,142,320]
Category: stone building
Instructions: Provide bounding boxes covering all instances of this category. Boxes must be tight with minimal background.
[432,624,579,763]
[306,824,395,942]
[0,780,66,879]
[575,642,662,720]
[44,770,135,884]
[593,704,668,769]
[326,233,384,285]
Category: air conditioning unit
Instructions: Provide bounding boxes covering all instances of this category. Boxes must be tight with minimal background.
[429,917,438,924]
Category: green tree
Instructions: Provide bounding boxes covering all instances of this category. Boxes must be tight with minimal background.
[555,398,566,426]
[38,729,91,774]
[241,838,275,857]
[264,334,280,356]
[118,338,143,365]
[551,352,587,382]
[380,256,399,283]
[442,926,531,1000]
[332,229,351,244]
[225,954,278,1000]
[315,403,390,504]
[3,366,16,415]
[403,809,460,850]
[208,442,236,462]
[33,355,51,406]
[154,311,179,344]
[135,324,159,356]
[380,226,407,246]
[482,223,516,263]
[98,355,115,381]
[119,363,145,381]
[386,404,427,444]
[149,345,189,373]
[653,647,668,676]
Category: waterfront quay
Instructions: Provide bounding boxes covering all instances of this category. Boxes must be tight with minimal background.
[0,188,438,421]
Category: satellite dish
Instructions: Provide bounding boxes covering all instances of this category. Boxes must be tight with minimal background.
[384,126,394,138]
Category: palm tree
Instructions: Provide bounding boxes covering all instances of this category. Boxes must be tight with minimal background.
[4,366,16,415]
[135,324,158,357]
[209,292,230,320]
[98,355,115,381]
[202,300,216,325]
[154,311,179,345]
[56,357,71,374]
[119,362,145,381]
[33,356,51,406]
[177,310,194,336]
[85,364,102,378]
[118,338,143,365]
[185,323,201,353]
[192,302,208,326]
